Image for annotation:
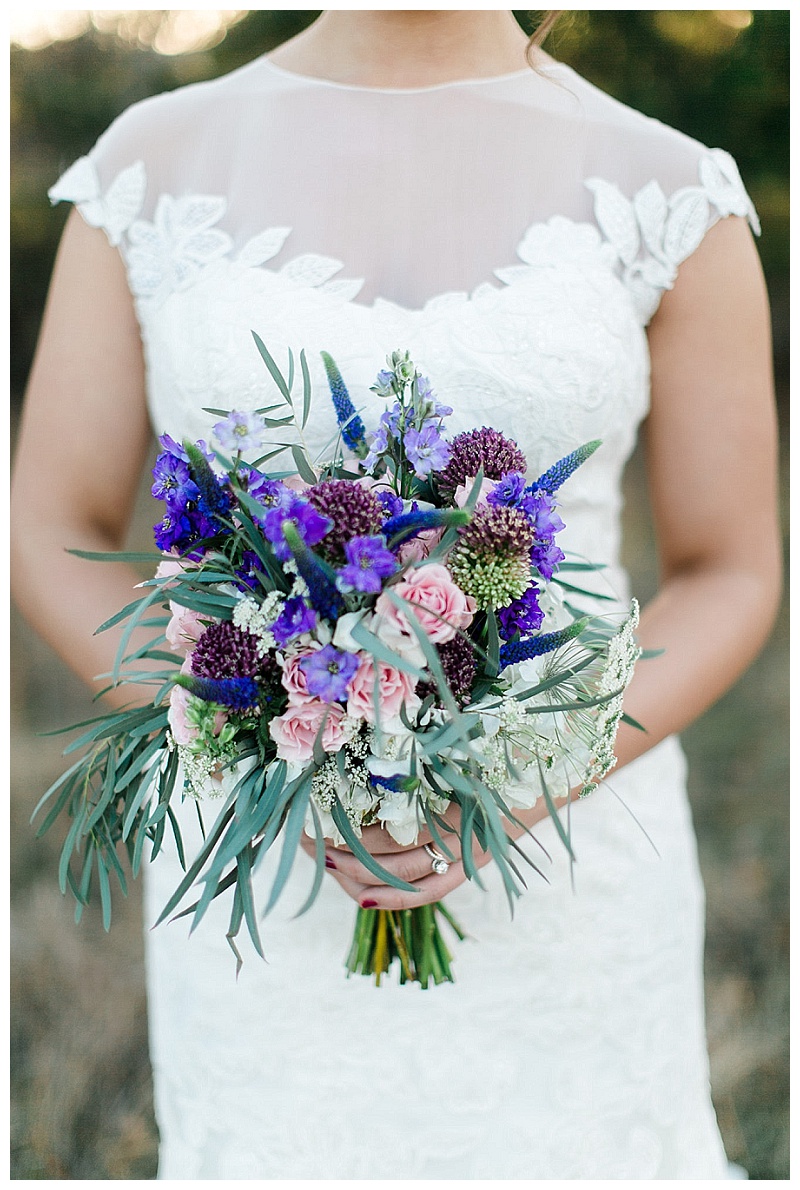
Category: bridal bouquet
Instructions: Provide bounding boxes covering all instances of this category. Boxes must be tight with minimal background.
[35,337,641,987]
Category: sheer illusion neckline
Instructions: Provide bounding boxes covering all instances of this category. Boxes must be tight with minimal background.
[258,56,549,95]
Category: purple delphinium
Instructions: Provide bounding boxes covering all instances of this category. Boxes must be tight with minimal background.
[404,424,452,477]
[487,472,527,510]
[299,645,359,702]
[260,494,332,562]
[158,433,215,464]
[531,540,566,582]
[153,508,193,552]
[497,585,545,641]
[233,549,264,592]
[337,536,397,594]
[151,452,199,507]
[213,410,265,454]
[375,490,404,519]
[271,596,317,647]
[525,488,566,540]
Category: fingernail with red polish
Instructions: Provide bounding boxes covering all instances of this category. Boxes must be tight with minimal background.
[361,899,378,909]
[325,856,337,870]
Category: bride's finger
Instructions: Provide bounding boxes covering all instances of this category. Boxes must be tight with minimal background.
[357,860,469,911]
[325,843,455,887]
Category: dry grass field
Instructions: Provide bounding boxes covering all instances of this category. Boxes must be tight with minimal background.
[10,413,788,1179]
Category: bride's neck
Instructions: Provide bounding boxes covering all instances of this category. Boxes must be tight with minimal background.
[267,11,533,88]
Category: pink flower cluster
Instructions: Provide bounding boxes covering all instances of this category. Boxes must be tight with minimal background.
[269,562,476,763]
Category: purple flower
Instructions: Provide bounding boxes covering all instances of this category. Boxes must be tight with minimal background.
[337,536,397,594]
[299,645,359,702]
[213,410,266,454]
[260,495,332,562]
[151,452,200,507]
[525,489,566,540]
[497,585,545,641]
[153,508,192,552]
[487,472,527,509]
[371,369,396,398]
[271,596,317,646]
[158,433,214,464]
[375,490,404,519]
[233,549,264,592]
[240,474,290,520]
[404,424,452,477]
[531,540,565,582]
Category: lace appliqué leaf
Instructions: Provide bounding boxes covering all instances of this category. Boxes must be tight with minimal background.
[48,156,146,247]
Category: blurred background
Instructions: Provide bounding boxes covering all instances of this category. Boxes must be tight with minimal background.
[10,10,789,1179]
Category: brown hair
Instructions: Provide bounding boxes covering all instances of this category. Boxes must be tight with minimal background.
[525,11,562,67]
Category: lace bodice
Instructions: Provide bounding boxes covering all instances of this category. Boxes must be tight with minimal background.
[49,55,755,1179]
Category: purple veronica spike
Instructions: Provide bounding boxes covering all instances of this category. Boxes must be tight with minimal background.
[300,645,359,702]
[498,619,586,669]
[271,596,317,646]
[322,351,368,457]
[175,673,260,710]
[337,536,397,594]
[530,440,601,495]
[382,507,469,548]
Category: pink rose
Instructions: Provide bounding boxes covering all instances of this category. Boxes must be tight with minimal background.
[166,605,209,655]
[397,527,444,565]
[378,563,476,645]
[347,656,421,725]
[453,476,497,508]
[269,700,349,763]
[281,648,319,704]
[155,558,185,580]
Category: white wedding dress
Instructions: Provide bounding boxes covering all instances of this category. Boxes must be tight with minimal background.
[50,54,759,1179]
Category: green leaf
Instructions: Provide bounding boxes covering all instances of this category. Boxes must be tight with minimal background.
[291,443,318,485]
[300,348,312,429]
[251,331,293,404]
[68,549,166,564]
[330,800,418,892]
[295,800,326,917]
[264,770,314,914]
[153,796,237,926]
[537,760,576,862]
[97,855,112,931]
[620,711,647,732]
[236,846,265,959]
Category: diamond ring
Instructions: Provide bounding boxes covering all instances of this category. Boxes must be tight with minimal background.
[423,844,450,875]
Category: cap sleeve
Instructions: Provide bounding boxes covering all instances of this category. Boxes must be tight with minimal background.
[584,148,760,325]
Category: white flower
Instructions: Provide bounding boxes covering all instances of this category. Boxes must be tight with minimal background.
[332,610,368,652]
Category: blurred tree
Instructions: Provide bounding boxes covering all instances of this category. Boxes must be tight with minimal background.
[11,10,788,397]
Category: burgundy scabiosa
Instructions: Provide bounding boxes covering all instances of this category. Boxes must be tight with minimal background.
[417,633,477,708]
[191,620,285,711]
[449,505,534,610]
[306,480,384,564]
[434,427,526,500]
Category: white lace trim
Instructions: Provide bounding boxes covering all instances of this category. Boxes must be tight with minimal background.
[49,148,758,323]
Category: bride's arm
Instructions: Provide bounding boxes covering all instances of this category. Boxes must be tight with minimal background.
[321,213,782,908]
[11,211,154,711]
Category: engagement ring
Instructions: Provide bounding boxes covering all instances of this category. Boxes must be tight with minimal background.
[423,844,450,875]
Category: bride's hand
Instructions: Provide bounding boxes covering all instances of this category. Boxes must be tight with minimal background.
[298,798,555,909]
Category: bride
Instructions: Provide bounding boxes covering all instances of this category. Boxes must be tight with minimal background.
[11,10,780,1179]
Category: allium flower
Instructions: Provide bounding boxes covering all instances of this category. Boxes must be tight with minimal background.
[151,452,200,507]
[417,633,477,707]
[306,480,384,564]
[271,596,317,646]
[260,494,332,563]
[434,427,527,498]
[404,424,452,477]
[300,645,359,703]
[191,620,286,711]
[337,536,397,593]
[449,505,535,610]
[322,351,367,456]
[213,410,266,454]
[497,585,545,641]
